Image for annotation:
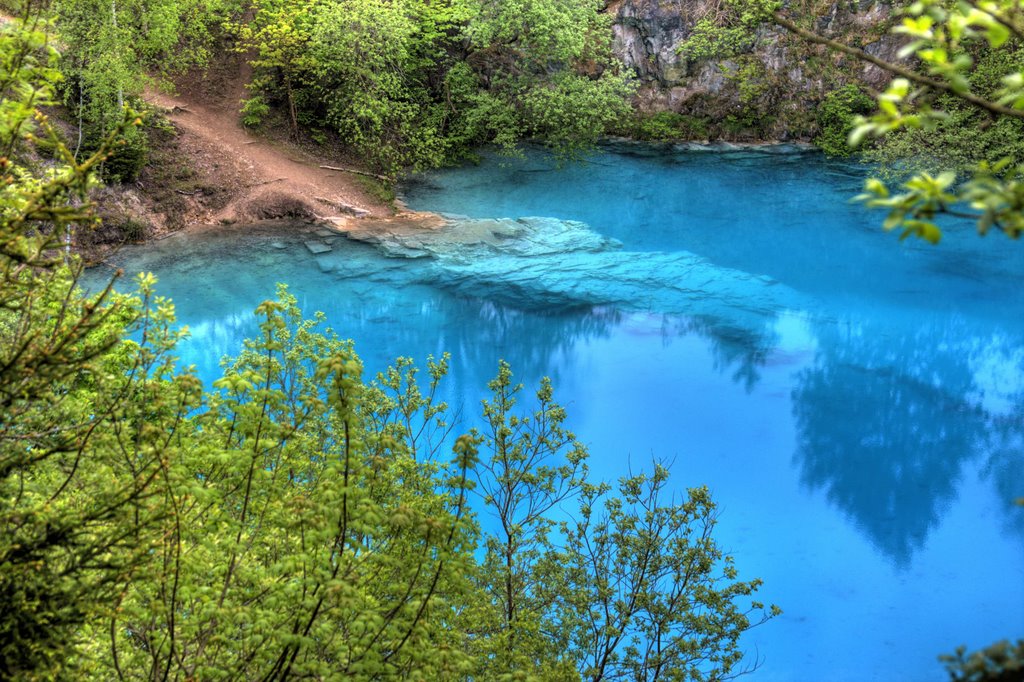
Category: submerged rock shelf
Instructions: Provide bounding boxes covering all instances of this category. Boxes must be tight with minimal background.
[342,214,807,321]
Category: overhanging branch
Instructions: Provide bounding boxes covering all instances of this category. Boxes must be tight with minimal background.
[772,11,1024,120]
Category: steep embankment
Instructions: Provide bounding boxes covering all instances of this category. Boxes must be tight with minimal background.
[144,91,384,226]
[100,52,396,247]
[150,74,393,223]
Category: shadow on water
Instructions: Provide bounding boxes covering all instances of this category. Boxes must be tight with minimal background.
[83,223,624,406]
[86,216,786,410]
[791,316,1024,566]
[658,315,778,392]
[981,417,1024,537]
[442,303,621,390]
[704,319,776,391]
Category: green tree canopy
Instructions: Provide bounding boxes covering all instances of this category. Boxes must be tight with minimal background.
[238,0,634,174]
[0,11,775,679]
[46,0,224,179]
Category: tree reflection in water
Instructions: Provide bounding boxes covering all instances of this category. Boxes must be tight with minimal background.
[791,316,1024,566]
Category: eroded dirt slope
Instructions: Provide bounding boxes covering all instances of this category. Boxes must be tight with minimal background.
[141,52,389,228]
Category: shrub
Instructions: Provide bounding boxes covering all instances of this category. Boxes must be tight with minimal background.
[941,640,1024,681]
[629,111,712,141]
[240,94,270,128]
[815,84,875,157]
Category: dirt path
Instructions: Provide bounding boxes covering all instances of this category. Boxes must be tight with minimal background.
[143,57,391,228]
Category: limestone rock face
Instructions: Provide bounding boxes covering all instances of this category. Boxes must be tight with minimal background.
[603,0,903,140]
[609,0,691,87]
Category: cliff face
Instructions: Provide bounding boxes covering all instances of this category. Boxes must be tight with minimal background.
[605,0,905,140]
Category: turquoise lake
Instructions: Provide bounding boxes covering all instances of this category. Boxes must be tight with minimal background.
[86,143,1024,680]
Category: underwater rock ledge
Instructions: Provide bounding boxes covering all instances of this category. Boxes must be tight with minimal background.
[343,214,812,320]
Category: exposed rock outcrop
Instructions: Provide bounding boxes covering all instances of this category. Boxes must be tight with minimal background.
[604,0,906,140]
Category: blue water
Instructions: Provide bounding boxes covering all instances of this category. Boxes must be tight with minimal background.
[86,143,1024,680]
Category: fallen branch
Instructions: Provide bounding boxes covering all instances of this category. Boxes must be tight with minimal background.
[319,165,391,182]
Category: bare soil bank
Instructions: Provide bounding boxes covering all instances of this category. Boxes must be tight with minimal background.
[80,51,433,262]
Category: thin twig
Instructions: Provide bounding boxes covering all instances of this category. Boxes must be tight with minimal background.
[318,165,391,181]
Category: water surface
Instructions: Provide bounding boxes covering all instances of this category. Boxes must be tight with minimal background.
[87,143,1024,680]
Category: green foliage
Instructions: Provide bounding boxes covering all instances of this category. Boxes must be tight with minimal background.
[119,216,148,240]
[234,0,317,139]
[941,640,1024,681]
[464,362,780,681]
[51,0,225,177]
[815,84,875,156]
[680,17,756,61]
[0,15,776,679]
[466,361,590,678]
[858,160,1024,240]
[862,45,1024,170]
[93,290,478,679]
[562,473,781,681]
[678,0,781,61]
[99,123,150,182]
[719,57,779,137]
[832,0,1024,240]
[39,0,634,176]
[515,70,635,153]
[238,0,634,174]
[305,0,453,171]
[0,13,159,677]
[855,172,953,243]
[458,0,634,158]
[240,94,270,128]
[626,111,712,141]
[356,174,397,207]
